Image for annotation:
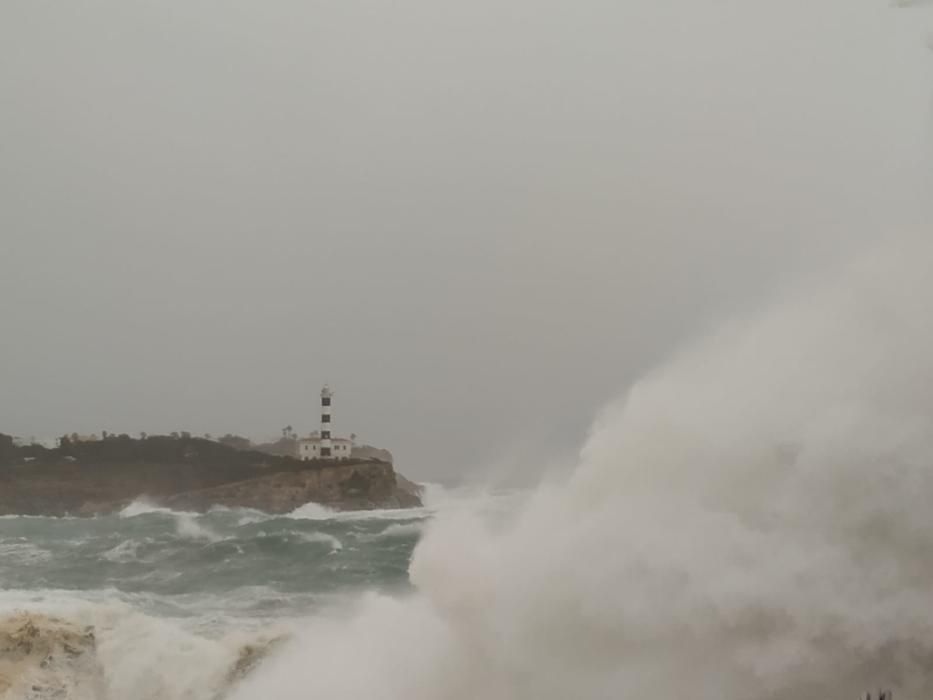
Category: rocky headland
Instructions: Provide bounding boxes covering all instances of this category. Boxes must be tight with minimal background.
[0,434,422,516]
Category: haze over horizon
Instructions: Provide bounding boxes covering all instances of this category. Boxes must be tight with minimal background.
[2,0,930,482]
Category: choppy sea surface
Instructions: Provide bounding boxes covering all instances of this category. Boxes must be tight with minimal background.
[0,486,514,699]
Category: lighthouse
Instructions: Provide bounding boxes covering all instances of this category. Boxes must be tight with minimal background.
[320,384,333,458]
[296,385,353,461]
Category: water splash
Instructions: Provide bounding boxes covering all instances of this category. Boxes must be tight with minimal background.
[119,499,194,519]
[174,514,223,544]
[285,503,337,521]
[0,606,281,700]
[231,237,933,700]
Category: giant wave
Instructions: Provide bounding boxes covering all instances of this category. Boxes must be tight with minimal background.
[227,238,933,700]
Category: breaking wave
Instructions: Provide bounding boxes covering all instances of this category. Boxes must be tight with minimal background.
[0,497,435,699]
[119,499,192,519]
[375,523,425,539]
[285,502,338,520]
[4,240,930,700]
[4,241,931,700]
[295,532,344,551]
[174,514,224,543]
[0,607,283,700]
[99,539,143,564]
[0,542,54,565]
[229,238,933,700]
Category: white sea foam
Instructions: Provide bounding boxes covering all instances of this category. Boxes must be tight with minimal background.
[174,514,224,543]
[0,542,53,564]
[230,237,933,700]
[209,505,275,526]
[118,499,226,543]
[0,597,280,700]
[373,523,424,539]
[285,502,338,521]
[119,499,196,519]
[297,532,343,551]
[0,589,296,699]
[288,501,434,522]
[100,539,142,563]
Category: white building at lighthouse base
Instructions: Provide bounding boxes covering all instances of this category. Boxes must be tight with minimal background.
[298,436,353,461]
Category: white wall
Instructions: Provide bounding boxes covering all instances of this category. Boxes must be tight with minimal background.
[299,439,353,461]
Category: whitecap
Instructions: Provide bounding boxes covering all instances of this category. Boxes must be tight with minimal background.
[285,502,337,520]
[119,498,196,519]
[210,505,274,525]
[375,523,424,539]
[296,532,343,551]
[100,539,141,563]
[175,514,224,543]
[0,601,284,700]
[0,542,53,564]
[331,507,432,522]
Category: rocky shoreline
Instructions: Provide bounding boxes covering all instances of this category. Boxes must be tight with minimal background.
[0,434,423,516]
[0,612,283,699]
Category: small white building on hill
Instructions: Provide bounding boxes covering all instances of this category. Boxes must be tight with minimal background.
[298,436,353,460]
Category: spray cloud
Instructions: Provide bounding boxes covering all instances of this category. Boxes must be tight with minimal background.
[229,236,933,700]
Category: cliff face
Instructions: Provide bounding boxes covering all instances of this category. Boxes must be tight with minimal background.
[163,461,421,513]
[0,434,422,516]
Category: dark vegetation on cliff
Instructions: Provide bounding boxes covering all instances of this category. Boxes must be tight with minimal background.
[1,433,314,471]
[0,433,420,516]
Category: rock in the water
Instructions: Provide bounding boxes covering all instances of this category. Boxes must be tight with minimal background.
[0,613,103,699]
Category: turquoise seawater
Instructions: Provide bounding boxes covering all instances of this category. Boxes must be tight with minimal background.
[0,499,438,698]
[0,501,427,622]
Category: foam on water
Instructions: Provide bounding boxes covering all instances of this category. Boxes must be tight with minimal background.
[0,597,286,700]
[119,499,196,519]
[0,488,434,697]
[296,532,344,551]
[285,502,337,520]
[0,542,54,565]
[99,540,142,564]
[375,523,425,539]
[174,514,224,543]
[284,501,437,523]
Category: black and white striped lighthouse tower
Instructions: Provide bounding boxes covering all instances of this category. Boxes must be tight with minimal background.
[320,385,333,458]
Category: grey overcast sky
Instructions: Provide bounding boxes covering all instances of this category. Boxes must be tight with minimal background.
[1,0,929,481]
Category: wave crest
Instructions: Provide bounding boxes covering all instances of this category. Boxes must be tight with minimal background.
[0,607,284,700]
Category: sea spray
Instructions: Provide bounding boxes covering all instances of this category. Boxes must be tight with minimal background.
[295,532,344,551]
[286,502,338,520]
[0,498,434,699]
[0,603,283,700]
[231,237,933,700]
[119,499,195,519]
